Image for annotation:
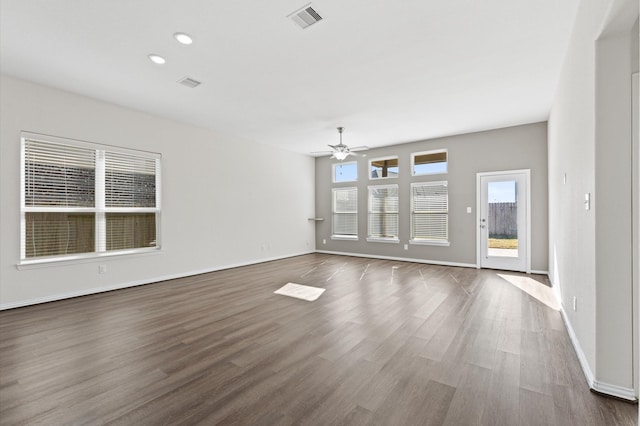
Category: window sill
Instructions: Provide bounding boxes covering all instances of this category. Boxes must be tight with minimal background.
[409,239,450,247]
[369,176,398,181]
[331,235,359,241]
[366,237,399,244]
[17,247,162,270]
[411,172,448,177]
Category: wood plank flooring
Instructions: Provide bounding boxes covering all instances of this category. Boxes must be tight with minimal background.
[0,253,637,425]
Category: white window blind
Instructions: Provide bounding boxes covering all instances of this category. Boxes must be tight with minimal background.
[24,139,95,207]
[332,187,358,238]
[411,181,448,243]
[368,184,399,240]
[105,152,157,208]
[21,133,161,263]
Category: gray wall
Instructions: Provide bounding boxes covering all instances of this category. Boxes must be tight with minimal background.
[315,122,548,271]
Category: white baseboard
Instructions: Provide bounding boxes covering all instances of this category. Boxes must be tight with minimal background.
[559,306,596,387]
[530,270,549,275]
[314,250,477,269]
[591,380,638,401]
[0,251,315,311]
[560,306,638,402]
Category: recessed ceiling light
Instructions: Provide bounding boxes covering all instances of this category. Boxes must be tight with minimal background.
[148,54,166,65]
[173,32,193,45]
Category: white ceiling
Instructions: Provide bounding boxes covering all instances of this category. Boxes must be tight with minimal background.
[0,0,579,155]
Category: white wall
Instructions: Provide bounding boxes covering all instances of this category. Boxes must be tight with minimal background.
[548,0,638,400]
[0,75,316,309]
[595,29,635,392]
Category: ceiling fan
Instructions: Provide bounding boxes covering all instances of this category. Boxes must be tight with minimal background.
[313,127,368,160]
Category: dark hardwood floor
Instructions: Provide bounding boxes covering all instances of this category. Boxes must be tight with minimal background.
[0,253,637,425]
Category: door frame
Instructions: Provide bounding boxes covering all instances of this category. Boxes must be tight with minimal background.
[476,169,531,273]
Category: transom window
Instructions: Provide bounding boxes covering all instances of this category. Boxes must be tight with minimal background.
[412,150,447,176]
[21,132,161,263]
[370,156,398,179]
[333,161,358,183]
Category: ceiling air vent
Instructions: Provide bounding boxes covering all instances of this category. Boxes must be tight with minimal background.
[288,4,323,29]
[178,77,202,88]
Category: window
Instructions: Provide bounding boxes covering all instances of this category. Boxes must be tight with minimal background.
[21,133,161,263]
[410,181,449,246]
[367,184,399,242]
[333,161,357,183]
[370,156,398,179]
[332,187,358,239]
[412,150,447,176]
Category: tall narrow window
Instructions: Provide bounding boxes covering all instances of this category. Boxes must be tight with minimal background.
[332,187,358,239]
[367,184,399,242]
[21,133,161,263]
[410,181,449,246]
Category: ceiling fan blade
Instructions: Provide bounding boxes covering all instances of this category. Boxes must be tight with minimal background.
[349,146,369,152]
[310,150,333,156]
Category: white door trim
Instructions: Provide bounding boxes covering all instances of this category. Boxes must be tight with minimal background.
[476,169,531,273]
[632,71,639,398]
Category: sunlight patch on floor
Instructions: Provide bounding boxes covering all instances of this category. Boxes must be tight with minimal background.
[497,273,560,311]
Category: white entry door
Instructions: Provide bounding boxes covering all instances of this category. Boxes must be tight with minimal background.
[477,170,530,272]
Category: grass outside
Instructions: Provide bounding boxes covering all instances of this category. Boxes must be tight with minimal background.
[488,238,518,249]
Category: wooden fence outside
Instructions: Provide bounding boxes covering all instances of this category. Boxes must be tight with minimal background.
[489,202,517,239]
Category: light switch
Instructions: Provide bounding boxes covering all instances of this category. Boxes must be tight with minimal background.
[584,193,590,210]
[466,207,472,214]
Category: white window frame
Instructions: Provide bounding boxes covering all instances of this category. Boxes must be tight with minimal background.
[367,184,399,243]
[409,181,450,246]
[20,132,162,266]
[411,149,448,176]
[332,161,358,183]
[331,187,358,240]
[369,155,399,180]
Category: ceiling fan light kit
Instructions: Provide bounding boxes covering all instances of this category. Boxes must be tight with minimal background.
[333,151,349,161]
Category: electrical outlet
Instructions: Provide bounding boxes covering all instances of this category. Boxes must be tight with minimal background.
[573,296,577,312]
[323,239,326,245]
[404,244,408,250]
[98,265,107,274]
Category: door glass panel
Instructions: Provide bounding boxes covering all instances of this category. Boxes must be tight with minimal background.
[487,180,518,258]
